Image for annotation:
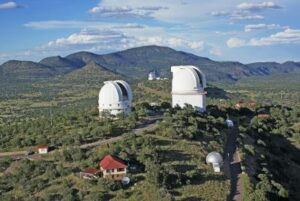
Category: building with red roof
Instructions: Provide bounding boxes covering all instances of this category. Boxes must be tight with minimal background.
[257,114,271,119]
[80,168,101,180]
[235,101,257,109]
[99,155,127,180]
[37,145,48,154]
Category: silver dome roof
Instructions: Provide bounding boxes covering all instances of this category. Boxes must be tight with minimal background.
[206,152,223,164]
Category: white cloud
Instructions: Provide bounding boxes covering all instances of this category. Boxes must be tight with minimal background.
[211,11,230,17]
[209,47,222,56]
[215,31,240,36]
[249,28,300,46]
[89,5,168,18]
[237,1,281,12]
[24,20,144,30]
[227,29,300,47]
[45,27,206,55]
[231,12,264,20]
[0,1,21,9]
[187,41,204,50]
[211,10,264,20]
[211,1,281,21]
[47,29,128,47]
[244,24,288,32]
[87,0,236,24]
[0,52,8,59]
[227,37,246,48]
[167,37,183,47]
[211,10,264,21]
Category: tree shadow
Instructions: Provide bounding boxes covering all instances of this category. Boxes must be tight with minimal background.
[158,150,191,163]
[172,164,197,172]
[181,196,203,201]
[153,139,173,146]
[169,190,182,196]
[206,86,229,100]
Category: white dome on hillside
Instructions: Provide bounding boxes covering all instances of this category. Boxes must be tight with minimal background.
[172,65,206,93]
[148,71,156,80]
[206,152,223,164]
[98,80,132,117]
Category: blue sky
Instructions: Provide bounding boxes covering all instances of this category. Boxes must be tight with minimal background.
[0,0,300,64]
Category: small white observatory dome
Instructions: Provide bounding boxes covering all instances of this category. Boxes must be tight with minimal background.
[148,71,156,80]
[98,80,133,117]
[171,65,207,112]
[225,119,234,128]
[206,152,223,164]
[206,152,223,172]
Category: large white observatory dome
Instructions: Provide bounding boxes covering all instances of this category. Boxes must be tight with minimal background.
[172,65,206,94]
[206,152,223,164]
[171,65,207,112]
[98,80,133,117]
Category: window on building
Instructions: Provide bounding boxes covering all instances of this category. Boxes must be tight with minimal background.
[117,168,125,172]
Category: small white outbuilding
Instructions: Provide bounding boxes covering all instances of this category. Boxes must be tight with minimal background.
[206,152,223,172]
[37,146,49,154]
[171,65,207,112]
[98,80,133,117]
[148,71,156,80]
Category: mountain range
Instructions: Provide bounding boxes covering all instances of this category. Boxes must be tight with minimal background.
[1,45,300,82]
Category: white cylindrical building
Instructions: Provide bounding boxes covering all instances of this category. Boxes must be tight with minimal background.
[98,80,133,117]
[171,65,207,112]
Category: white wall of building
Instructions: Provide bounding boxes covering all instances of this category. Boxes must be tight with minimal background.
[172,94,206,112]
[38,148,48,154]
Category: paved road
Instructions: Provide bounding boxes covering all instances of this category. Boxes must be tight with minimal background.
[224,127,243,201]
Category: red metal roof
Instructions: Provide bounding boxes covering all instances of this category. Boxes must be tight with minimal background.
[82,167,101,174]
[99,155,127,170]
[37,145,48,149]
[257,114,271,118]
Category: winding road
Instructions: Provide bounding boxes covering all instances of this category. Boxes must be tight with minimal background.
[224,127,243,201]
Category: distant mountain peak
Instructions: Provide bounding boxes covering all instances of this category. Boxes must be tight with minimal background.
[1,45,300,82]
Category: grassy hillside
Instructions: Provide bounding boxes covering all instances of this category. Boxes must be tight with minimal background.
[216,73,300,107]
[0,62,123,121]
[0,105,231,201]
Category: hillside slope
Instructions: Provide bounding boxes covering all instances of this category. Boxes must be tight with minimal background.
[0,60,55,80]
[60,62,122,84]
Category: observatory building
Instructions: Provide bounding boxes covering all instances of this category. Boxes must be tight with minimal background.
[171,65,207,112]
[148,71,156,80]
[98,80,133,117]
[206,152,223,172]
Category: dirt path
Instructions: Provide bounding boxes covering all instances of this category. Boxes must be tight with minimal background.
[224,127,243,201]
